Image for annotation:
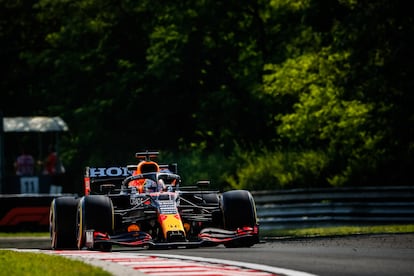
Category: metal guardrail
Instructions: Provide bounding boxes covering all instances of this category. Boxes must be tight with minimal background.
[251,186,414,230]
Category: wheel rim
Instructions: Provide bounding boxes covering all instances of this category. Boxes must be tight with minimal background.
[76,198,85,249]
[49,200,57,248]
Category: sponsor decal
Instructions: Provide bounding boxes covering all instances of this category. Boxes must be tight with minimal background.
[89,167,131,178]
[130,197,143,205]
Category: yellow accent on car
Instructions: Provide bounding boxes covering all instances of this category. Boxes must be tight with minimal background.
[158,213,185,239]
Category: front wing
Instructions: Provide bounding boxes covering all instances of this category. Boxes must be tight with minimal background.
[85,226,259,249]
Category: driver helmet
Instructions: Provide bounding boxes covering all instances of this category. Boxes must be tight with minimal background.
[144,179,161,193]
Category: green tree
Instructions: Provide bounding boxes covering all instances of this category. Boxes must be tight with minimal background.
[1,0,413,192]
[245,0,414,188]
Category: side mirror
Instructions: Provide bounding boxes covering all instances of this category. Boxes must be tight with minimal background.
[197,180,210,188]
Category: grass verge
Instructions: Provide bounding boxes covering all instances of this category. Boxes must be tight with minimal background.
[260,224,414,238]
[0,232,49,237]
[0,250,111,276]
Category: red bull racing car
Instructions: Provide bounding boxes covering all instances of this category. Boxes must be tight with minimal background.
[49,151,259,251]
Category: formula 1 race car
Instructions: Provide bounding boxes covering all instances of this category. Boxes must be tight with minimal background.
[49,151,259,251]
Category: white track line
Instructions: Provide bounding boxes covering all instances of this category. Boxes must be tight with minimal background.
[7,249,318,276]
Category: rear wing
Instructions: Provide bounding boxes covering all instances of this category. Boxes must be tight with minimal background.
[136,151,159,161]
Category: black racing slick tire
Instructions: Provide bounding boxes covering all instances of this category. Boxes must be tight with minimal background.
[76,195,114,251]
[221,190,259,247]
[50,196,79,250]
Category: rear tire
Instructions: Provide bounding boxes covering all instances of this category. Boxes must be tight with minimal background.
[221,190,258,247]
[50,197,79,249]
[76,195,114,251]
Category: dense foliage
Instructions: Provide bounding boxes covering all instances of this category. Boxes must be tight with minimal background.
[1,0,413,192]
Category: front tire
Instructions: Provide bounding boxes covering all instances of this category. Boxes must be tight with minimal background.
[221,190,259,247]
[76,195,114,251]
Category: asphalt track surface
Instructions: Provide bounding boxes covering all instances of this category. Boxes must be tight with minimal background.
[1,233,413,276]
